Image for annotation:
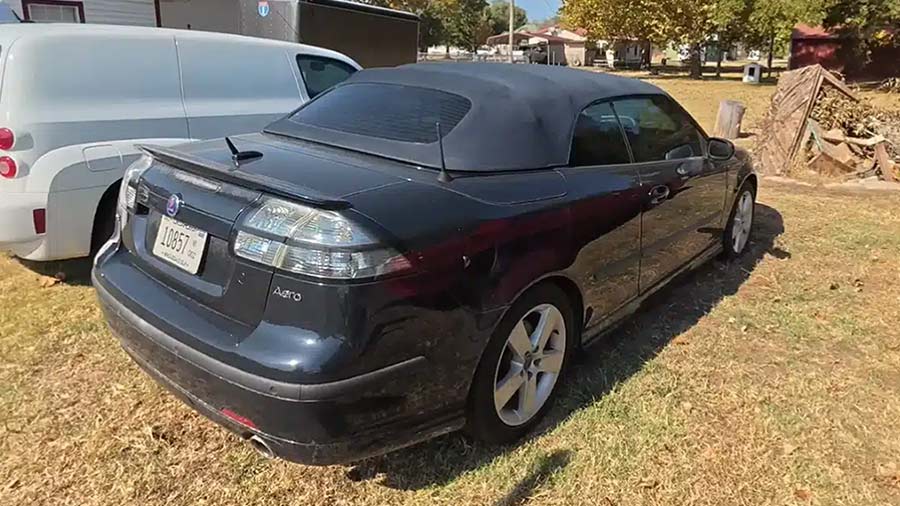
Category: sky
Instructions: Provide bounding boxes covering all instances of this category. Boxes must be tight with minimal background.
[516,0,561,22]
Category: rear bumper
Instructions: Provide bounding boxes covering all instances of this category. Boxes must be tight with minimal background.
[0,191,46,257]
[93,270,465,464]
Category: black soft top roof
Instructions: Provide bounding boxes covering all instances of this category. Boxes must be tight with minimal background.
[265,63,667,172]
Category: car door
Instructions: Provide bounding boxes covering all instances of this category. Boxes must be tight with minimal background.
[560,101,643,328]
[612,96,727,291]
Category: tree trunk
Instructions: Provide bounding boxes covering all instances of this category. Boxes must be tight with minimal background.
[767,33,775,78]
[716,45,723,77]
[689,43,702,79]
[713,100,746,139]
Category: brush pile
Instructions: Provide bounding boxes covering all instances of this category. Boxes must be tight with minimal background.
[754,64,898,183]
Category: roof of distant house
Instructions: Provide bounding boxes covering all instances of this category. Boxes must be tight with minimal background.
[486,30,570,45]
[532,26,589,41]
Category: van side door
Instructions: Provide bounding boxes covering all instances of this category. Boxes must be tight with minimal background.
[560,101,643,328]
[612,96,727,291]
[176,37,303,139]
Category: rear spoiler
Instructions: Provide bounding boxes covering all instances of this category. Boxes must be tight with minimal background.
[139,144,351,210]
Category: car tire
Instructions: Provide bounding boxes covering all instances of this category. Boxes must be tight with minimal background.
[722,181,756,258]
[90,190,118,256]
[466,283,576,444]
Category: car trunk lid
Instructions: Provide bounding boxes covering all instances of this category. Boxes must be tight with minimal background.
[125,134,405,336]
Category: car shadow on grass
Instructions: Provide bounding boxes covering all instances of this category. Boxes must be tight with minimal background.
[352,203,786,491]
[15,256,94,286]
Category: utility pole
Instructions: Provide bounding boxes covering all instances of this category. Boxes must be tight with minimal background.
[508,0,515,63]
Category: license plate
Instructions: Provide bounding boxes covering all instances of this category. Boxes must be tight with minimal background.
[152,216,208,274]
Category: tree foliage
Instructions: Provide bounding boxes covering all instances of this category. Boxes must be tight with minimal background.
[823,0,900,74]
[444,0,491,51]
[485,1,528,35]
[563,0,833,78]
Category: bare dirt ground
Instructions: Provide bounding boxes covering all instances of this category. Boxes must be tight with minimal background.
[2,75,900,506]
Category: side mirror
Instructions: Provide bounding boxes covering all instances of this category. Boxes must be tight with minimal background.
[708,137,735,160]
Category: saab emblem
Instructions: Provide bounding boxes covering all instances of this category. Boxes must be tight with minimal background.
[166,194,182,217]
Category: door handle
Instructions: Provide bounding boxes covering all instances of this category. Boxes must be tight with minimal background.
[677,164,699,177]
[649,185,670,205]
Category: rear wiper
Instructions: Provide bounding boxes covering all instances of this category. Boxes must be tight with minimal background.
[225,137,263,167]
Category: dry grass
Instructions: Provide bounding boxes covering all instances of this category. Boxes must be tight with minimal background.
[3,78,900,506]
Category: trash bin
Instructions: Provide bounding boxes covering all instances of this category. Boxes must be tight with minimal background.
[743,63,762,84]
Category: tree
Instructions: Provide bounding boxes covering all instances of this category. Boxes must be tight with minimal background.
[823,0,900,75]
[710,0,753,76]
[362,0,454,51]
[742,0,826,77]
[535,15,562,29]
[485,1,528,35]
[562,0,716,78]
[445,0,491,51]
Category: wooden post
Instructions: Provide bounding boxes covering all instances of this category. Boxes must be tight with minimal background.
[713,100,746,139]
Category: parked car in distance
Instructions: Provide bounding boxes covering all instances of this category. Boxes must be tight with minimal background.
[93,63,756,465]
[0,24,359,262]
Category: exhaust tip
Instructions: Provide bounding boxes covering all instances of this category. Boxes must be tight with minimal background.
[247,435,275,460]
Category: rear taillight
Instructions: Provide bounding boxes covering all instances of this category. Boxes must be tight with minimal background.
[0,128,14,151]
[117,155,153,231]
[233,198,412,280]
[0,156,17,178]
[33,209,46,234]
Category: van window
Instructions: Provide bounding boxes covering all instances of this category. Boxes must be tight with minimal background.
[179,39,300,102]
[296,55,356,99]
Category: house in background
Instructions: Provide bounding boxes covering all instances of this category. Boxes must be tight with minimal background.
[531,26,596,66]
[790,24,845,71]
[486,26,596,66]
[2,0,160,25]
[486,30,568,64]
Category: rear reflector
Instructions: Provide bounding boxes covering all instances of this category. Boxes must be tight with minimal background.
[221,408,257,429]
[0,156,16,178]
[0,128,13,151]
[33,209,46,234]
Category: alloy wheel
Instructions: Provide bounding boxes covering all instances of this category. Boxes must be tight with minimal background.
[731,190,754,254]
[492,303,567,427]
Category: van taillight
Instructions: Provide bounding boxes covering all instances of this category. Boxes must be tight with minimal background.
[0,156,16,178]
[0,129,13,150]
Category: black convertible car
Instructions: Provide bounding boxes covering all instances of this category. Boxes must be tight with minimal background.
[93,63,756,464]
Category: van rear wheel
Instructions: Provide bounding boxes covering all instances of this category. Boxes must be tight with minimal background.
[90,186,118,256]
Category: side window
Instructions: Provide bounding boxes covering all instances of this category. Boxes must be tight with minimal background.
[612,96,703,162]
[569,102,631,167]
[296,55,357,99]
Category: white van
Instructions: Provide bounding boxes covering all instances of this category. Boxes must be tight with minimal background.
[0,24,359,261]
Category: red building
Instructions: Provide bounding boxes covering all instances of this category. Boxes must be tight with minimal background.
[790,24,845,71]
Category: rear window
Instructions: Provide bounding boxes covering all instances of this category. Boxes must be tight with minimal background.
[288,83,471,144]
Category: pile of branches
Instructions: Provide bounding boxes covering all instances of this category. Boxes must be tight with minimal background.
[811,85,900,160]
